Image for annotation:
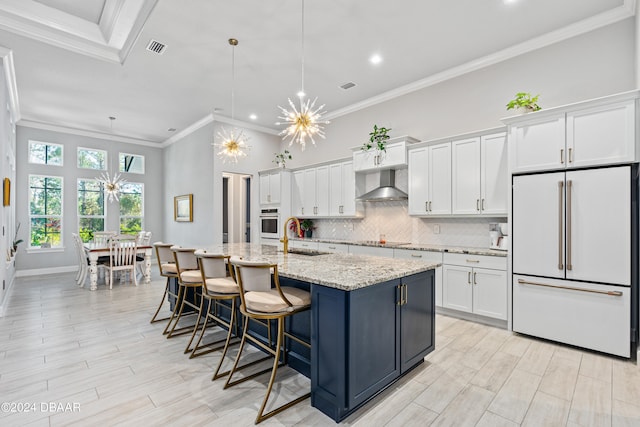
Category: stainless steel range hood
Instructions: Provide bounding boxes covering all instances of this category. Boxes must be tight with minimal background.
[357,169,408,202]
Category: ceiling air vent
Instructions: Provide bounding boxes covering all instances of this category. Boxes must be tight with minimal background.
[146,39,167,55]
[340,82,356,90]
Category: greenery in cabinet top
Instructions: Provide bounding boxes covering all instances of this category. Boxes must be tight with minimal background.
[506,92,541,112]
[273,150,292,168]
[361,124,392,152]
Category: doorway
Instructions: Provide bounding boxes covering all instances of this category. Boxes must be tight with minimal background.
[222,173,251,243]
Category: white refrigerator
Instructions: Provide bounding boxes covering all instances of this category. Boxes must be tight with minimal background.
[512,165,637,357]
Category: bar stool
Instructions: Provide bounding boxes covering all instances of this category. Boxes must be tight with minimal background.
[225,257,311,424]
[150,242,179,327]
[165,246,203,338]
[188,250,240,372]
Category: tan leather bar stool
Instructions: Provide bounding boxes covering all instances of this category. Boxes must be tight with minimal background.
[165,246,203,338]
[150,242,179,327]
[189,251,241,372]
[224,257,311,424]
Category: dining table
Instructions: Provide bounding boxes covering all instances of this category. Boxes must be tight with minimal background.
[83,242,153,291]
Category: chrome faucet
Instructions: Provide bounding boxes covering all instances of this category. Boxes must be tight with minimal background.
[281,216,301,254]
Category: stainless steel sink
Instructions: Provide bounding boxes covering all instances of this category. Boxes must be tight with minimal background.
[283,249,331,256]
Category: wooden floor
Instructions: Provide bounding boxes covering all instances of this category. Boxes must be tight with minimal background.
[1,272,640,427]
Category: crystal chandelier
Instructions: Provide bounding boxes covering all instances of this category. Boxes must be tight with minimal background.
[276,0,329,151]
[214,38,250,163]
[97,117,126,203]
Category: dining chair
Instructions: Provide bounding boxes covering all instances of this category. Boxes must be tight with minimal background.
[150,242,179,328]
[93,231,116,246]
[224,257,311,424]
[187,250,240,366]
[136,231,153,277]
[100,235,138,289]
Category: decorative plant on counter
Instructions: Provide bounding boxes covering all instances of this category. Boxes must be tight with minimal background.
[361,124,392,152]
[300,219,315,238]
[273,150,292,168]
[289,217,304,238]
[506,92,541,113]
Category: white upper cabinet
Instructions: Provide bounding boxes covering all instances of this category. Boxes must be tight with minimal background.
[292,165,329,217]
[507,93,638,173]
[509,115,565,173]
[480,133,508,215]
[566,100,635,168]
[329,161,361,217]
[452,137,481,214]
[353,138,417,172]
[451,133,507,215]
[408,143,451,215]
[259,171,282,205]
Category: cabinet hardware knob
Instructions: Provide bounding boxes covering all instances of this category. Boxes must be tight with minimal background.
[473,272,477,284]
[568,147,573,163]
[425,201,428,212]
[476,199,480,211]
[466,259,480,263]
[467,272,471,284]
[429,201,432,211]
[560,148,564,164]
[481,199,485,211]
[411,254,422,258]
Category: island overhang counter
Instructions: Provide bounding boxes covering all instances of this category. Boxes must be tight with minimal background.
[208,243,438,422]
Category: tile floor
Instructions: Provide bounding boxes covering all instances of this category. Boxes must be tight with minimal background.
[1,272,639,426]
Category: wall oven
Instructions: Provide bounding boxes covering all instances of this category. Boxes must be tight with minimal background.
[260,208,280,239]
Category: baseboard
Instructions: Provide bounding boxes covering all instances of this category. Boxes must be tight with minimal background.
[0,274,16,317]
[436,306,508,329]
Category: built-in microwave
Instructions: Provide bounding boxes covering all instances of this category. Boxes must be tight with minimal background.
[260,208,280,239]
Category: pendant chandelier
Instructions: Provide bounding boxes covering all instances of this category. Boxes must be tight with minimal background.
[215,38,250,163]
[276,0,329,151]
[96,116,126,203]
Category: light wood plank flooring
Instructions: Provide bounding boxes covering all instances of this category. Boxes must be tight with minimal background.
[1,272,639,426]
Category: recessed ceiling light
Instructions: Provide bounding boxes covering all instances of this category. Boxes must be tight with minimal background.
[249,114,257,120]
[370,54,382,65]
[503,0,518,4]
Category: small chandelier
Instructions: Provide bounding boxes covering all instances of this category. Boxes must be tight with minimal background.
[97,117,126,203]
[214,38,250,163]
[277,0,328,151]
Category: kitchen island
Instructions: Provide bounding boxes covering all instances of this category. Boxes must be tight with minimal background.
[206,243,438,422]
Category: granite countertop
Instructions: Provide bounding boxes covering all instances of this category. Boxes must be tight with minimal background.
[288,238,508,257]
[204,243,438,291]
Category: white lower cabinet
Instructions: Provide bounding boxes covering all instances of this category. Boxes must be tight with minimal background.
[442,253,507,320]
[393,248,443,307]
[317,242,349,253]
[348,245,394,257]
[289,240,319,251]
[513,274,631,357]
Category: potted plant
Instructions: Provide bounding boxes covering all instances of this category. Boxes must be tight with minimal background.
[300,219,315,238]
[361,124,392,153]
[273,150,292,168]
[506,92,541,113]
[12,222,23,254]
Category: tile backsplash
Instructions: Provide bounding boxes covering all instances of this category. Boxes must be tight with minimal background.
[313,200,501,248]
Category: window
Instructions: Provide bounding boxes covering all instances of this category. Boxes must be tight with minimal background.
[77,148,106,170]
[77,179,105,242]
[29,175,63,248]
[119,153,144,174]
[29,141,63,166]
[119,182,143,234]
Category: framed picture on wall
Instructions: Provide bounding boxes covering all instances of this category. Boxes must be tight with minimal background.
[174,194,193,222]
[3,178,10,206]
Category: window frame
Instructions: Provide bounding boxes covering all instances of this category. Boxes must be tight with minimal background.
[77,147,107,171]
[119,152,145,174]
[77,178,106,243]
[28,140,63,166]
[28,174,64,249]
[119,182,144,234]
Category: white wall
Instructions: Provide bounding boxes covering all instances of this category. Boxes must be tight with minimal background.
[15,126,163,271]
[163,120,281,247]
[284,19,636,167]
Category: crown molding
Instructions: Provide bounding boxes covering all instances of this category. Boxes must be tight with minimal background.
[18,118,160,147]
[0,45,20,122]
[0,0,157,64]
[325,0,636,121]
[161,113,280,148]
